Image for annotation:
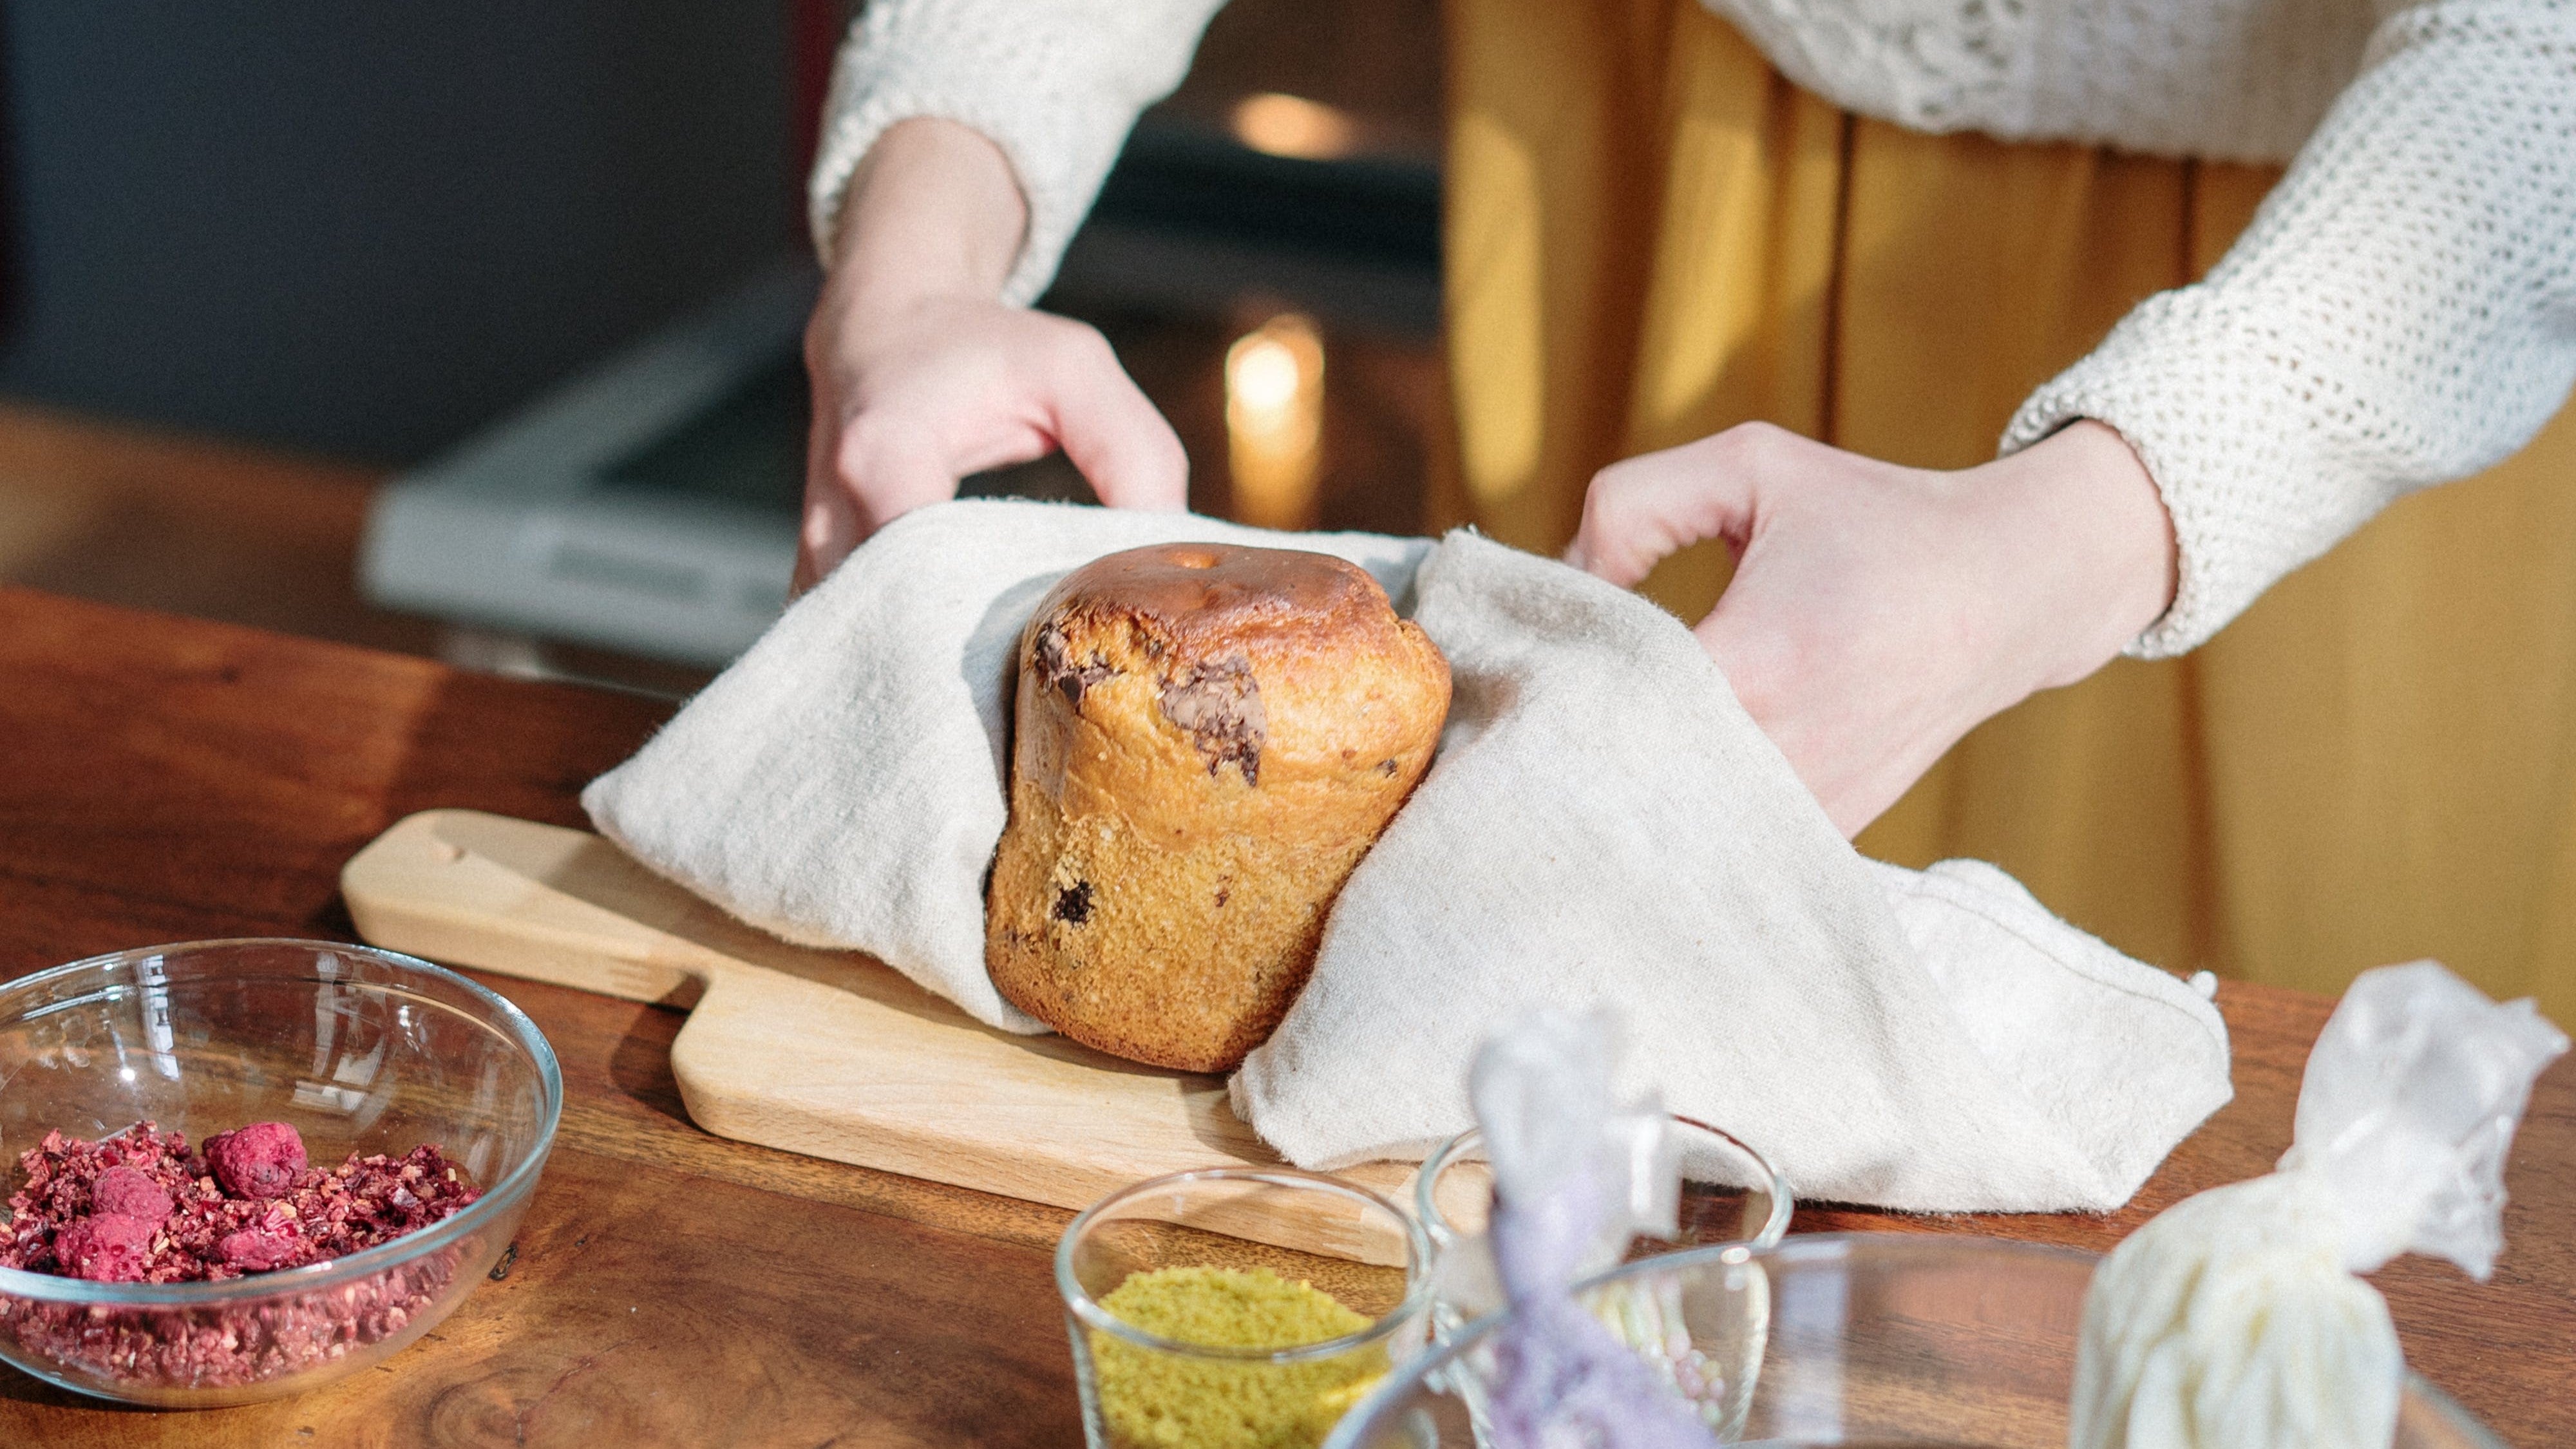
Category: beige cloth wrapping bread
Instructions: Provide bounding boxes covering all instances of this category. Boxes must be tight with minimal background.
[584,500,2231,1212]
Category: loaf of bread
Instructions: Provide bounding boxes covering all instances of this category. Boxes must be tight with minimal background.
[985,542,1452,1072]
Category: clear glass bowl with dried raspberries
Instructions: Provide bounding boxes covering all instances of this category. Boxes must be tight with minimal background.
[0,939,560,1406]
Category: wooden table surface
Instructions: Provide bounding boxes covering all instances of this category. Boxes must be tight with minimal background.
[0,585,2568,1447]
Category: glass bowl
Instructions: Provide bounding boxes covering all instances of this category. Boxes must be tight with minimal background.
[1324,1232,2506,1448]
[1412,1115,1791,1339]
[1058,1166,1434,1448]
[0,939,562,1407]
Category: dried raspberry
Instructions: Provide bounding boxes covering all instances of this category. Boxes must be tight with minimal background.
[215,1225,301,1271]
[53,1213,156,1282]
[202,1122,306,1200]
[91,1166,173,1223]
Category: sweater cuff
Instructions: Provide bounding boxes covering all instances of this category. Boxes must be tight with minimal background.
[2000,290,2392,659]
[809,88,1072,309]
[808,1,1220,308]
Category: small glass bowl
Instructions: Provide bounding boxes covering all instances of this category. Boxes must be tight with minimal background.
[1324,1233,2508,1448]
[1412,1114,1791,1336]
[0,939,561,1407]
[1057,1167,1434,1449]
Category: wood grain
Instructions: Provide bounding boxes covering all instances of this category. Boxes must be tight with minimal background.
[1,586,2570,1446]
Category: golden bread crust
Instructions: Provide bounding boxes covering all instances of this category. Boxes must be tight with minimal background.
[985,542,1450,1072]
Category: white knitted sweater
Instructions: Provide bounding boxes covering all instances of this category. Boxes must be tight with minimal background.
[812,0,2576,655]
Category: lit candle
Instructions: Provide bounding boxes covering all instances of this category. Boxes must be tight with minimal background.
[1229,93,1360,162]
[1225,314,1325,531]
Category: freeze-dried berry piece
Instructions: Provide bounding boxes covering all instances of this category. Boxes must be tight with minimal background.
[202,1121,306,1199]
[90,1166,173,1223]
[216,1224,301,1271]
[53,1213,156,1282]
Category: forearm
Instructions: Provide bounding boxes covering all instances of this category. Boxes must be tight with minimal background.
[808,0,1230,307]
[2003,0,2576,656]
[824,118,1025,309]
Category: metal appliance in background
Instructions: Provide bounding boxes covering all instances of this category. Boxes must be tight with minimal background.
[360,115,1441,668]
[362,261,814,668]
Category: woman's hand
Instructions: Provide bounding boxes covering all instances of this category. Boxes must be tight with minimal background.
[797,118,1187,594]
[1566,421,2177,837]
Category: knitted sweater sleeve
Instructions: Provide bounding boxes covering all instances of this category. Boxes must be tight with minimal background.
[808,0,1228,308]
[2002,0,2576,658]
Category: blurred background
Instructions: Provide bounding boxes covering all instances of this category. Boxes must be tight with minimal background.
[0,0,1445,695]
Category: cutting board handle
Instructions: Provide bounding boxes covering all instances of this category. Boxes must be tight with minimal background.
[342,808,739,1008]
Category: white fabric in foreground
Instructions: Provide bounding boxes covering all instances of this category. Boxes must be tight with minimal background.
[585,500,2231,1212]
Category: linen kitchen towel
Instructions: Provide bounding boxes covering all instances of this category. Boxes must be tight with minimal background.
[585,498,2231,1212]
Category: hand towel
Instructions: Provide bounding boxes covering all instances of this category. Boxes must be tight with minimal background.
[585,499,2231,1211]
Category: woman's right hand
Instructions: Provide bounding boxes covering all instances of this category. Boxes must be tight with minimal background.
[797,118,1188,594]
[1565,421,2176,838]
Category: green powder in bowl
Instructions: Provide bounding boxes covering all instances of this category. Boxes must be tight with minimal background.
[1090,1265,1390,1448]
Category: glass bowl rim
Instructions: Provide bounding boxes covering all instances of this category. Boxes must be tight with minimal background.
[0,936,563,1307]
[1412,1113,1794,1251]
[1323,1230,2506,1449]
[1057,1165,1434,1364]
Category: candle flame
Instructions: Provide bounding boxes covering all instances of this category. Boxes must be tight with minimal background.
[1229,93,1360,162]
[1225,314,1325,531]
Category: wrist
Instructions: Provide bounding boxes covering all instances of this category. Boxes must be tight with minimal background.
[1983,420,2179,689]
[829,117,1028,309]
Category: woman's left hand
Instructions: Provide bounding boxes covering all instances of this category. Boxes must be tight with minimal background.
[1565,420,2177,837]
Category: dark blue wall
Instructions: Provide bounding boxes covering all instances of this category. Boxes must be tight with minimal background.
[0,4,795,462]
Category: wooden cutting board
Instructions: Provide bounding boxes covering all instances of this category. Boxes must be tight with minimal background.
[341,809,1431,1239]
